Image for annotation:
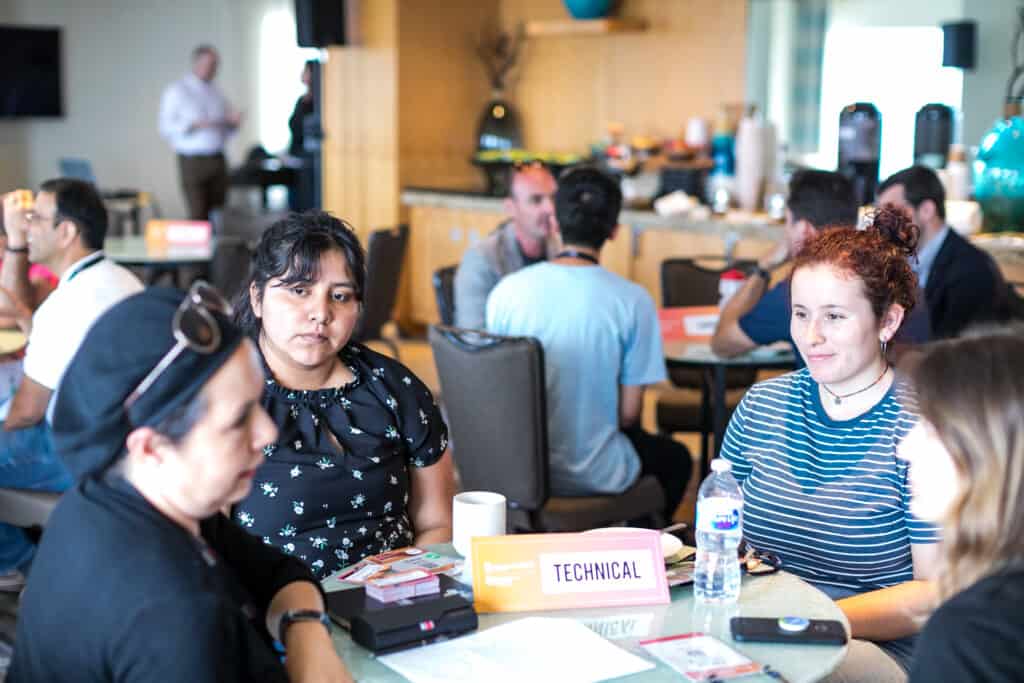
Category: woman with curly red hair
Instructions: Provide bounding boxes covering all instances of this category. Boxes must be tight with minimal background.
[720,208,939,682]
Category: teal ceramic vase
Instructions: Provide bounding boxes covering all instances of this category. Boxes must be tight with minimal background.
[563,0,613,20]
[974,114,1024,232]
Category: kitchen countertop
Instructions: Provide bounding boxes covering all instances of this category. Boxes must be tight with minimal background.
[402,187,784,242]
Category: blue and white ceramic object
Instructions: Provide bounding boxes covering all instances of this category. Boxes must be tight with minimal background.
[563,0,614,20]
[974,114,1024,232]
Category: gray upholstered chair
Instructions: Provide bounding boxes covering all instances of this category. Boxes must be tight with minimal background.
[432,265,457,327]
[429,325,665,532]
[353,225,408,358]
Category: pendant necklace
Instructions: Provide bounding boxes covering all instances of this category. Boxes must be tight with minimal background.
[822,365,890,406]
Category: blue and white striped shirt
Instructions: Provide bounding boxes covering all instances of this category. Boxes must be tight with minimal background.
[721,369,939,592]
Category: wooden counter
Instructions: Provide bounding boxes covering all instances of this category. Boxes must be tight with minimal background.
[400,189,784,328]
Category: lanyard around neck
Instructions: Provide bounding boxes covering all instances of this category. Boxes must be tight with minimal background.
[66,253,104,282]
[555,249,599,265]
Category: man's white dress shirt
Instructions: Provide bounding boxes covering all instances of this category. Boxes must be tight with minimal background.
[158,73,235,155]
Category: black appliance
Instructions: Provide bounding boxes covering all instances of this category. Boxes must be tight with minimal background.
[0,26,62,118]
[295,0,347,47]
[942,21,976,69]
[837,102,881,206]
[914,103,954,170]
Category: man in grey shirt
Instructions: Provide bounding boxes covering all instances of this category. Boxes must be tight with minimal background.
[454,164,557,329]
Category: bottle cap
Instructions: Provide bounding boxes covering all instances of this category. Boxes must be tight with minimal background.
[720,269,746,282]
[710,458,732,473]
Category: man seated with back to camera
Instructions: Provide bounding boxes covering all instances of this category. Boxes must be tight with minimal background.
[711,169,930,365]
[454,163,558,329]
[486,167,691,522]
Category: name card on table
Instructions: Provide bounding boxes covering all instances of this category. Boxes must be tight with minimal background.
[145,219,212,247]
[659,306,720,342]
[470,531,669,613]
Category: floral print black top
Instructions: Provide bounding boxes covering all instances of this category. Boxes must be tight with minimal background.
[233,343,448,578]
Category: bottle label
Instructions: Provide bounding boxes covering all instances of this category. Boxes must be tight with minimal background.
[697,497,742,536]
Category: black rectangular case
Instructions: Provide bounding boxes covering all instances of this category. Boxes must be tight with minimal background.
[326,575,478,652]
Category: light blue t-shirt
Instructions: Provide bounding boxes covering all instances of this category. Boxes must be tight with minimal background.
[486,262,666,496]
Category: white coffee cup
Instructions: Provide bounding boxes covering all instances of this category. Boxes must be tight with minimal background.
[452,491,507,559]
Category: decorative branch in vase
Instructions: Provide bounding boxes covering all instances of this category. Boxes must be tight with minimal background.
[473,22,526,155]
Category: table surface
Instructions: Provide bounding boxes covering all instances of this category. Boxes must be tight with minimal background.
[664,340,796,368]
[327,545,848,683]
[105,236,214,265]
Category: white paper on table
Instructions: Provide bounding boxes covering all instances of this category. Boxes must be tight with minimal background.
[378,616,656,683]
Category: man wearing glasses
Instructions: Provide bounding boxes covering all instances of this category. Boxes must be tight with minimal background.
[0,179,142,588]
[454,163,557,329]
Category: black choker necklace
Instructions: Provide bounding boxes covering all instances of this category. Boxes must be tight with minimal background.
[556,249,599,264]
[822,365,890,405]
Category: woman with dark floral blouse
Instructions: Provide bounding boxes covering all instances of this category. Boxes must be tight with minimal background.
[232,212,454,578]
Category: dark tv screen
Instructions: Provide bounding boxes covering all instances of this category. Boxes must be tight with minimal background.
[0,26,62,118]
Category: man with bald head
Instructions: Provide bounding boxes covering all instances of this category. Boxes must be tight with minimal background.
[454,164,557,329]
[159,44,242,220]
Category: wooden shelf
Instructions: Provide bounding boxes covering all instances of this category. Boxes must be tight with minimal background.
[524,17,648,38]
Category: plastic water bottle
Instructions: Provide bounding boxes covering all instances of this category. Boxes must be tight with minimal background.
[694,459,743,604]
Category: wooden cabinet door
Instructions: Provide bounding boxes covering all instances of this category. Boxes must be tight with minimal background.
[405,205,505,326]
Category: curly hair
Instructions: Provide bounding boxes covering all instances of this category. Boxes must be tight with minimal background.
[791,207,920,325]
[233,210,366,337]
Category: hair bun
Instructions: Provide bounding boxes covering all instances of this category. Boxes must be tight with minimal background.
[866,206,919,257]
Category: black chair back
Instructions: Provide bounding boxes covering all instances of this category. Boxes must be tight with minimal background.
[661,257,757,389]
[209,236,252,302]
[209,207,286,243]
[433,265,457,326]
[428,325,549,513]
[354,225,408,344]
[661,256,755,307]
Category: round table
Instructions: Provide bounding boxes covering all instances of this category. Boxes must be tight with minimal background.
[105,236,214,287]
[328,548,847,683]
[663,340,796,474]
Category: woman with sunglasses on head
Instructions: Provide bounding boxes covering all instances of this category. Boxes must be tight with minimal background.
[9,286,352,682]
[898,326,1024,682]
[720,208,940,683]
[232,212,453,578]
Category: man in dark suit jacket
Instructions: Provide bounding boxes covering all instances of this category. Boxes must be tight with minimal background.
[878,166,1007,338]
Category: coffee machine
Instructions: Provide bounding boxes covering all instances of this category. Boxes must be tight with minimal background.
[914,103,954,170]
[837,102,881,206]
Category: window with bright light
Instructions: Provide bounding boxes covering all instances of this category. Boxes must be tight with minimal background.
[259,6,320,153]
[816,26,963,179]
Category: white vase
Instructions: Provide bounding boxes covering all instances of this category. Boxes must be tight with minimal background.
[735,110,776,212]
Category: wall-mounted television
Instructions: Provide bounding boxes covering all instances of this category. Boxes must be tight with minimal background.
[0,26,63,118]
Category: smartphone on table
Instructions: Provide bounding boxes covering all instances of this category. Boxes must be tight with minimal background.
[730,616,848,645]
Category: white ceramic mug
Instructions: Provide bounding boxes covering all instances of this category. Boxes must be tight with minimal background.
[452,491,507,559]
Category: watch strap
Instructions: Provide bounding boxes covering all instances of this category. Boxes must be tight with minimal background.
[279,609,332,645]
[751,264,772,282]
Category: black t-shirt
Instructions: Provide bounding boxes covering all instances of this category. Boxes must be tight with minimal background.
[9,475,320,682]
[233,343,448,578]
[909,568,1024,682]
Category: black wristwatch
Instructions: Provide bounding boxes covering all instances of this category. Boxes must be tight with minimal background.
[750,264,772,282]
[279,609,332,645]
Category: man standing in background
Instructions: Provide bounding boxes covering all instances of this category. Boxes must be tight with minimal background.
[158,44,241,220]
